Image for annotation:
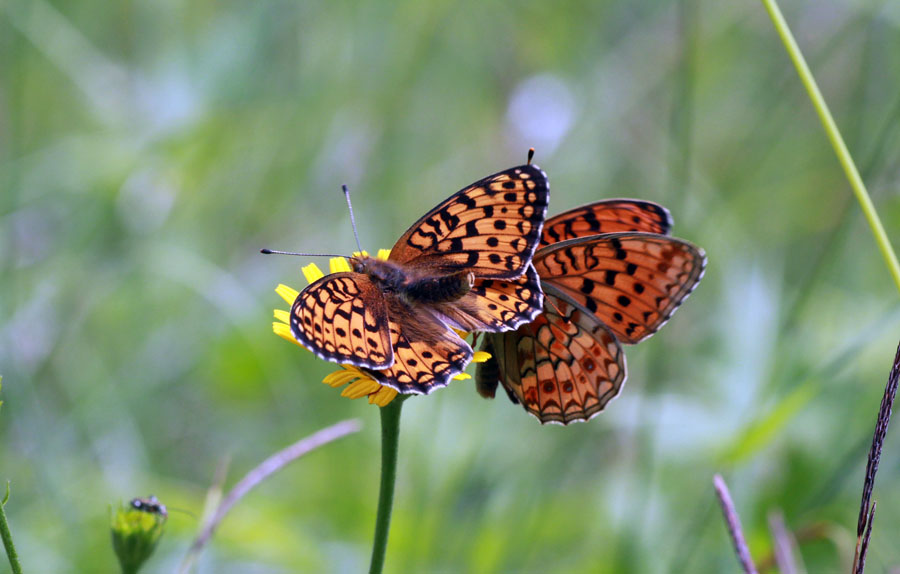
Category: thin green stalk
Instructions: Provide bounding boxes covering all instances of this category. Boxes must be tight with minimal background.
[369,395,408,574]
[0,483,23,574]
[760,0,900,295]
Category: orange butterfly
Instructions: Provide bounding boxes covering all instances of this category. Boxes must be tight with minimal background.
[290,164,549,394]
[475,199,706,424]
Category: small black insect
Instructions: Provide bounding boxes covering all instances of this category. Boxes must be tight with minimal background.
[130,495,168,518]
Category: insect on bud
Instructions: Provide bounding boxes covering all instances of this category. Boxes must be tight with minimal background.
[110,495,167,574]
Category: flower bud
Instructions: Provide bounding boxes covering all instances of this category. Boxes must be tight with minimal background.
[110,496,167,574]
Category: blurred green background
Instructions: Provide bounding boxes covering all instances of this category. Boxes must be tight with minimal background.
[3,0,900,572]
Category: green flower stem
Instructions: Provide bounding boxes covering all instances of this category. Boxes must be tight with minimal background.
[760,0,900,295]
[0,484,23,574]
[369,394,408,574]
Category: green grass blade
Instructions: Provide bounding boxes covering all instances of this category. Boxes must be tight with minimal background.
[760,0,900,294]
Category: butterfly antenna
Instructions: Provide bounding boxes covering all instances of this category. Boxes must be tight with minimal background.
[260,249,347,257]
[341,184,364,254]
[166,506,197,519]
[546,297,571,323]
[527,147,535,165]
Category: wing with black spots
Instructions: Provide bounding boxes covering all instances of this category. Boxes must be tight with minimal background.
[478,294,626,425]
[540,199,672,247]
[364,297,473,394]
[388,164,549,280]
[290,273,393,368]
[535,233,706,344]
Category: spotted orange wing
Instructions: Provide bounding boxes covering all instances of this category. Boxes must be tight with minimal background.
[389,164,549,280]
[363,298,473,394]
[535,233,706,344]
[290,273,393,368]
[540,199,672,247]
[475,293,626,424]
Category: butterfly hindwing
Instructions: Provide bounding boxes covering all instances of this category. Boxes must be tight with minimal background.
[389,164,549,280]
[535,233,706,344]
[290,273,393,368]
[431,265,543,332]
[540,199,672,247]
[478,293,626,424]
[364,297,473,394]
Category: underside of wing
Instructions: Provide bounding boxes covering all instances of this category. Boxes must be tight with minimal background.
[431,265,543,333]
[291,273,393,368]
[364,297,473,394]
[535,233,706,344]
[388,164,549,279]
[540,199,673,247]
[486,293,627,425]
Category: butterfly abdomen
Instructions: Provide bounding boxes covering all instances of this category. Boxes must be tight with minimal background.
[474,338,500,399]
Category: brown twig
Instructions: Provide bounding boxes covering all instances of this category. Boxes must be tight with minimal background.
[855,501,876,574]
[178,419,362,574]
[852,339,900,573]
[713,474,758,574]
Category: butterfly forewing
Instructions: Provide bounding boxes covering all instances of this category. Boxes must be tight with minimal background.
[535,233,706,344]
[389,164,549,280]
[290,273,393,368]
[479,294,626,424]
[364,298,473,394]
[540,199,672,247]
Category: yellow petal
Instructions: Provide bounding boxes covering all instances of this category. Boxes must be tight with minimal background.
[302,263,325,284]
[323,368,362,388]
[453,373,472,381]
[453,329,470,339]
[273,322,303,347]
[351,250,370,258]
[370,386,398,406]
[376,249,391,261]
[342,378,381,399]
[276,284,300,305]
[330,257,352,274]
[472,351,492,363]
[273,309,291,325]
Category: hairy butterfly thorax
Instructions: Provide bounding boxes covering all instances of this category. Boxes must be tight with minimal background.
[352,257,475,304]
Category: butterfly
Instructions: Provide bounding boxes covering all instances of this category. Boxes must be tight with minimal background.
[289,163,550,394]
[475,199,706,424]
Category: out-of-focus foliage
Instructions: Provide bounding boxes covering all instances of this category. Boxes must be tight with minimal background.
[2,0,900,572]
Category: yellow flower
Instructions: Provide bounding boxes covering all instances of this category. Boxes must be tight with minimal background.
[272,249,490,405]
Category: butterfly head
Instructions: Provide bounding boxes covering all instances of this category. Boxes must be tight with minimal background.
[348,254,377,273]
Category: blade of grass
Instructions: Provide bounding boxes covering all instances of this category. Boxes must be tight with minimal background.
[0,482,24,574]
[768,510,803,574]
[713,474,758,574]
[758,0,900,295]
[178,419,362,574]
